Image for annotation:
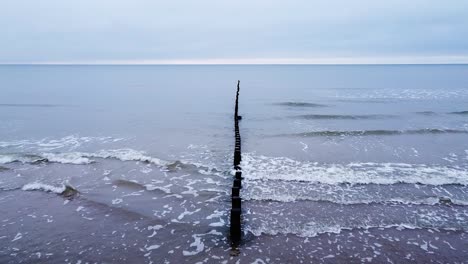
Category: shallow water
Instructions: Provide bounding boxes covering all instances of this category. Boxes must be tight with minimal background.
[1,65,468,263]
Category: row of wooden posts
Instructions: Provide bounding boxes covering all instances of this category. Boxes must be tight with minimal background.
[231,80,242,244]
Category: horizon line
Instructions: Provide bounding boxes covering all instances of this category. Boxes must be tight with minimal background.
[2,56,468,65]
[0,62,468,66]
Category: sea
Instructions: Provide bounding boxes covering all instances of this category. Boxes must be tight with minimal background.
[1,65,468,263]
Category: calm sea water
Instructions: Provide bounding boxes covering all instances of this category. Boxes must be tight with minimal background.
[1,65,468,263]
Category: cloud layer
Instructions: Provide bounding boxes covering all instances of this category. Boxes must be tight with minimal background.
[1,0,468,63]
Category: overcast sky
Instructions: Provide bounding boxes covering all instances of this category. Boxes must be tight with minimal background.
[1,0,468,64]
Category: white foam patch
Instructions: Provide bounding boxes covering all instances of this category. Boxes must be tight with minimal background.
[21,183,66,194]
[177,208,201,220]
[182,235,205,256]
[206,210,224,220]
[241,153,468,185]
[11,233,22,242]
[145,244,160,251]
[148,225,163,231]
[112,198,123,205]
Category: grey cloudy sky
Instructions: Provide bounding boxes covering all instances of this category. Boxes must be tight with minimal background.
[1,0,468,64]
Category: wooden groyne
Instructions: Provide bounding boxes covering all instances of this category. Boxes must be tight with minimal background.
[231,80,243,245]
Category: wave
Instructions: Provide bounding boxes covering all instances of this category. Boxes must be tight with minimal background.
[243,194,468,206]
[241,153,468,185]
[274,102,328,107]
[21,182,78,198]
[278,128,468,137]
[42,152,93,164]
[291,114,394,120]
[0,154,48,164]
[241,179,468,207]
[0,103,63,108]
[416,111,468,115]
[415,111,437,115]
[0,149,169,166]
[110,179,172,194]
[245,223,464,238]
[334,89,468,100]
[0,149,224,177]
[88,149,169,166]
[113,179,147,189]
[244,198,468,237]
[0,135,123,150]
[336,99,394,104]
[22,182,67,194]
[450,111,468,115]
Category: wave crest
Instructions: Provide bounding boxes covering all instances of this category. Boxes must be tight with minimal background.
[245,223,462,238]
[278,128,468,137]
[0,149,169,166]
[241,153,468,185]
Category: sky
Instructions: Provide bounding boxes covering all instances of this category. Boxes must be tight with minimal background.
[1,0,468,64]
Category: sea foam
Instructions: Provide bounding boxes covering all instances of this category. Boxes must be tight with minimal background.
[21,183,67,194]
[241,153,468,185]
[0,149,169,166]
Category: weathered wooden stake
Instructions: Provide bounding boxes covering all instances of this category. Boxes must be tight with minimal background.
[231,80,242,245]
[232,187,240,197]
[230,208,241,242]
[232,196,241,209]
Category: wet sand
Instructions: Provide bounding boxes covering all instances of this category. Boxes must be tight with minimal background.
[2,186,468,263]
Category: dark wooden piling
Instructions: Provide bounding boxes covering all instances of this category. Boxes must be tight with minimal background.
[231,80,243,245]
[230,208,242,242]
[233,179,242,189]
[232,187,240,197]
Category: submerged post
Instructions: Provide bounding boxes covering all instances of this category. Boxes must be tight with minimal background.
[230,80,243,245]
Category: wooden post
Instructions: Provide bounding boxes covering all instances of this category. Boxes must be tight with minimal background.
[231,80,242,245]
[230,208,241,242]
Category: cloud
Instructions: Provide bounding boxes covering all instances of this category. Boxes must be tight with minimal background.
[1,0,467,63]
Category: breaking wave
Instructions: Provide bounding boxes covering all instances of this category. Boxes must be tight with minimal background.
[243,194,468,206]
[21,182,79,198]
[0,154,48,164]
[245,223,465,238]
[0,149,224,178]
[0,135,123,151]
[0,149,169,166]
[21,182,68,194]
[241,153,468,185]
[277,128,468,137]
